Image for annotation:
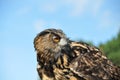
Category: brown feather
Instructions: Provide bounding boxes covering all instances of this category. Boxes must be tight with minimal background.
[34,29,120,80]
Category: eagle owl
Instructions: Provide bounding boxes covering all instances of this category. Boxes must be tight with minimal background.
[34,29,120,80]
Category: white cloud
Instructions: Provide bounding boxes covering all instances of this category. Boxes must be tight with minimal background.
[37,0,89,16]
[16,6,31,15]
[38,0,104,17]
[65,0,88,16]
[33,20,62,32]
[41,3,57,13]
[101,11,111,26]
[63,0,104,16]
[34,20,46,32]
[92,0,103,16]
[48,21,62,29]
[97,11,112,29]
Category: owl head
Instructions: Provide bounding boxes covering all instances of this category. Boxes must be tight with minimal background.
[34,29,68,63]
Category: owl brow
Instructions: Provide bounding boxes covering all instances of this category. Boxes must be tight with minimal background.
[39,31,49,36]
[51,32,61,38]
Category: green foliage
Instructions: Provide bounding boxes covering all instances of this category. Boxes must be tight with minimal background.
[99,31,120,65]
[108,50,120,65]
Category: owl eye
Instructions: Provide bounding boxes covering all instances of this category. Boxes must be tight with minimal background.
[53,35,60,43]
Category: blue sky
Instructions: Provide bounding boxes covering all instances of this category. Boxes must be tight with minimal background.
[0,0,120,80]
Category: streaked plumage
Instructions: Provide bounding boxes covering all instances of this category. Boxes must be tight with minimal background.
[34,29,120,80]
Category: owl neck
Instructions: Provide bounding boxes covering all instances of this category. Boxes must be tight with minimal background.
[37,51,56,65]
[36,43,74,66]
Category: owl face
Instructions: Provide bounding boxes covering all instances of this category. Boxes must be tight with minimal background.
[34,29,68,62]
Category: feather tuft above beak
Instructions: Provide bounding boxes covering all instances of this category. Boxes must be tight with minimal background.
[58,38,67,46]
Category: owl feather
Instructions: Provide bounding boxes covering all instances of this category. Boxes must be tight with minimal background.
[34,29,120,80]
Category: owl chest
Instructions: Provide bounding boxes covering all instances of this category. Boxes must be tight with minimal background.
[53,67,80,80]
[52,54,81,80]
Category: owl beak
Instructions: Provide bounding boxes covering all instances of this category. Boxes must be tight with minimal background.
[58,38,67,46]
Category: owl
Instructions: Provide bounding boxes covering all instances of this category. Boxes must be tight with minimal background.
[34,29,120,80]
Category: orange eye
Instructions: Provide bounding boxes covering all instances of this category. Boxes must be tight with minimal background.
[53,36,60,43]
